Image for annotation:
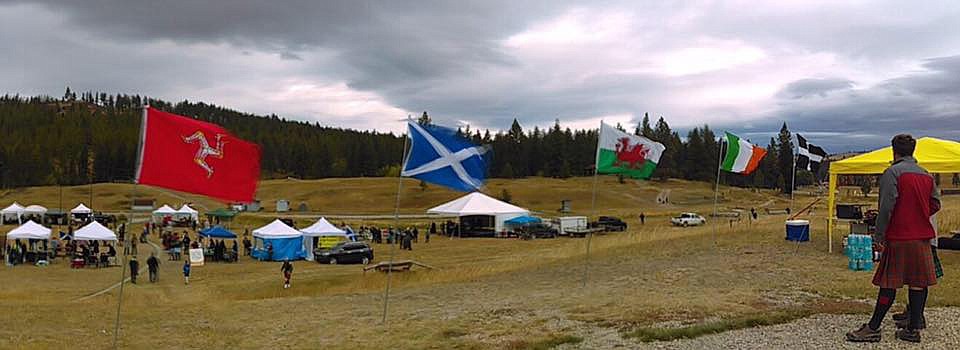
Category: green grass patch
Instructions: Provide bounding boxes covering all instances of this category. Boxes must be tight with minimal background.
[507,334,583,350]
[624,310,813,342]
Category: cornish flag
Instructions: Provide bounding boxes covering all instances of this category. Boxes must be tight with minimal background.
[796,134,827,173]
[401,120,489,192]
[720,132,766,175]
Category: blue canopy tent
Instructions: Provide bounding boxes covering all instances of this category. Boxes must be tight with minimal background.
[251,219,305,261]
[504,216,542,225]
[199,226,237,239]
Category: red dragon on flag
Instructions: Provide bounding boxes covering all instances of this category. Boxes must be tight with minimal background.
[614,137,650,169]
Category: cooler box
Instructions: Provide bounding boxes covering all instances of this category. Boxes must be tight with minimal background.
[785,220,810,242]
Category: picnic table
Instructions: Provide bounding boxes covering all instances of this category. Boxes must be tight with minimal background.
[363,260,435,274]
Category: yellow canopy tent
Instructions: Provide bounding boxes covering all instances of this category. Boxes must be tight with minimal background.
[827,137,960,252]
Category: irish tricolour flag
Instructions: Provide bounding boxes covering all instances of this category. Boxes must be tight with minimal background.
[720,132,766,175]
[596,123,665,179]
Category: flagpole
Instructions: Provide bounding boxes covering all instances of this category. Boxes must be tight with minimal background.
[113,104,147,349]
[712,135,724,247]
[791,141,798,211]
[582,121,603,288]
[382,118,410,324]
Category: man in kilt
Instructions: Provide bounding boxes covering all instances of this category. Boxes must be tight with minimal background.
[847,134,941,343]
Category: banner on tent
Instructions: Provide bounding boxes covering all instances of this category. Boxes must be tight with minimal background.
[189,248,205,266]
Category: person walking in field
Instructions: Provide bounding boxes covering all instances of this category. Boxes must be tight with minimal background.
[182,259,191,285]
[847,134,941,343]
[128,256,140,284]
[639,212,645,225]
[147,253,160,283]
[281,260,294,289]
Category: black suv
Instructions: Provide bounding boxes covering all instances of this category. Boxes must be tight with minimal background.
[592,216,628,232]
[315,241,373,265]
[518,223,559,239]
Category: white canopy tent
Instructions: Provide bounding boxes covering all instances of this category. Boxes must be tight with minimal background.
[253,219,303,239]
[23,205,48,216]
[300,217,347,261]
[6,220,52,240]
[152,205,177,215]
[1,202,25,224]
[70,203,93,220]
[176,204,200,222]
[427,192,529,233]
[74,221,117,241]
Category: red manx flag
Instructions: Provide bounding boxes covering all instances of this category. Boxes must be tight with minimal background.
[135,107,261,202]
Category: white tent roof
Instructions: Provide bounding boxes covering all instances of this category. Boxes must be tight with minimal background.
[71,203,93,214]
[74,221,117,241]
[153,205,177,215]
[427,192,529,216]
[23,205,48,214]
[252,219,303,239]
[6,220,51,240]
[301,217,347,237]
[177,204,199,214]
[1,202,24,214]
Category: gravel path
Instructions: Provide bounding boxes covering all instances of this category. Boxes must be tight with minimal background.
[559,307,960,349]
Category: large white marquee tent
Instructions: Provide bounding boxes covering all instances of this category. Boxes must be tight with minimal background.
[427,192,529,233]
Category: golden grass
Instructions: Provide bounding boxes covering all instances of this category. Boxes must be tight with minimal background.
[0,178,958,349]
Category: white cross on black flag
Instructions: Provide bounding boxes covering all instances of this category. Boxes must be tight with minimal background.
[796,134,827,174]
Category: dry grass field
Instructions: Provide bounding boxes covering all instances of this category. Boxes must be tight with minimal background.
[1,177,958,349]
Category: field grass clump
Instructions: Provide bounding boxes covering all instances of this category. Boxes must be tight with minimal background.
[624,309,813,342]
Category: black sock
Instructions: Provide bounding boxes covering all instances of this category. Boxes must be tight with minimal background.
[908,288,928,330]
[869,288,897,330]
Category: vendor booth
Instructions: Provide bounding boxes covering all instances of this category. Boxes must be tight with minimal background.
[205,208,238,226]
[200,226,237,239]
[251,219,305,261]
[152,205,177,223]
[5,220,53,265]
[827,137,960,252]
[70,203,93,221]
[427,192,529,237]
[2,202,24,224]
[300,217,347,261]
[177,204,200,223]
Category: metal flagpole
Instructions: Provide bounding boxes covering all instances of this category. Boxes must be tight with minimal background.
[791,138,798,210]
[113,104,148,349]
[382,118,411,324]
[582,121,603,288]
[712,135,724,246]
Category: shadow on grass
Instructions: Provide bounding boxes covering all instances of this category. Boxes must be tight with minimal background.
[624,309,814,343]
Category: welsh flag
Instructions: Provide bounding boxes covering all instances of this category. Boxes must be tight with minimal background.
[596,122,665,179]
[720,132,766,175]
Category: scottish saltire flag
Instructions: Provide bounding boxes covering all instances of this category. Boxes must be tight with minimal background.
[402,120,489,192]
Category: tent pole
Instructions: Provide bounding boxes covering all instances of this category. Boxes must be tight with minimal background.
[381,120,410,324]
[112,181,136,349]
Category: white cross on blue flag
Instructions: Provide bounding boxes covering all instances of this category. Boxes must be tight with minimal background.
[402,120,489,192]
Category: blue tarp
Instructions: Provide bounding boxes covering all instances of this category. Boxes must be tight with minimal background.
[199,226,237,239]
[252,236,305,261]
[505,216,541,225]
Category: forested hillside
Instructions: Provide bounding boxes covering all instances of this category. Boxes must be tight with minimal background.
[0,89,811,191]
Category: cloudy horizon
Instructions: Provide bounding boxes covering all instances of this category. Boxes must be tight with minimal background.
[2,0,959,152]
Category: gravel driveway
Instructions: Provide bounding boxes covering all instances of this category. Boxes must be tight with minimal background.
[559,307,960,349]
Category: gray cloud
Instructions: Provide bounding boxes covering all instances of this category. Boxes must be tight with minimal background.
[2,1,960,152]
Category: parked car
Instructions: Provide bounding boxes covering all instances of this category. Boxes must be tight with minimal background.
[591,216,628,232]
[671,213,706,226]
[315,241,374,265]
[518,223,559,239]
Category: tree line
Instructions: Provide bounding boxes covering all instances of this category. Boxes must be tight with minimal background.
[0,89,811,193]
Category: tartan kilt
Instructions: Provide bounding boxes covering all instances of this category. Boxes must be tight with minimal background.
[873,240,938,288]
[933,246,944,279]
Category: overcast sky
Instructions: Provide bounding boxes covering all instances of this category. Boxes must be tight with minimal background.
[2,1,959,151]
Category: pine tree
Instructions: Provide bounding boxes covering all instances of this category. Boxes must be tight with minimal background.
[777,122,794,194]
